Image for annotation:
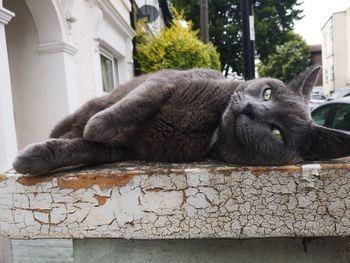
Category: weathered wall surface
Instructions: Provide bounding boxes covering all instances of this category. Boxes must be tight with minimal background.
[1,162,350,240]
[73,237,350,263]
[0,236,12,263]
[11,239,73,263]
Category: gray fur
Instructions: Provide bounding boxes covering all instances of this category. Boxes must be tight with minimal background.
[13,66,350,175]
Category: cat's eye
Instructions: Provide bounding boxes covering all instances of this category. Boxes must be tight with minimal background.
[272,128,283,140]
[263,88,272,101]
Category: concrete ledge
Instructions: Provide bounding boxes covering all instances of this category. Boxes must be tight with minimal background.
[1,161,350,239]
[73,238,350,263]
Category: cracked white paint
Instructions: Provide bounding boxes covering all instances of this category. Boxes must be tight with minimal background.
[1,162,350,239]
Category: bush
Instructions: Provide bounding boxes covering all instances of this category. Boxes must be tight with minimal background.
[258,32,311,83]
[135,18,221,73]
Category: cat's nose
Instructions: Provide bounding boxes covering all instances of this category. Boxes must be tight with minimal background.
[242,103,255,119]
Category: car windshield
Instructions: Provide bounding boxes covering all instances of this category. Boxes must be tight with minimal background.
[329,89,350,100]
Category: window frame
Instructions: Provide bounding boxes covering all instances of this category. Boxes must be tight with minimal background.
[99,47,119,94]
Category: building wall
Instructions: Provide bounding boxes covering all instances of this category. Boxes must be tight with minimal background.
[0,4,17,172]
[3,0,135,147]
[74,238,350,263]
[310,46,323,86]
[70,0,98,105]
[0,4,17,262]
[322,16,335,95]
[115,0,132,22]
[5,0,71,148]
[321,8,350,95]
[69,0,135,105]
[0,237,12,263]
[1,1,135,262]
[12,239,73,263]
[95,5,133,84]
[332,13,348,89]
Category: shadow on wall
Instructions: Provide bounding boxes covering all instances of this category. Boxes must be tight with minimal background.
[73,237,350,263]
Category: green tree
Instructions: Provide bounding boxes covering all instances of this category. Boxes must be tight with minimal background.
[135,18,221,74]
[169,0,303,76]
[257,32,311,83]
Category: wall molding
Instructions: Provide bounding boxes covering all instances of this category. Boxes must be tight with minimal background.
[0,7,15,25]
[37,42,78,55]
[120,0,132,12]
[97,0,135,39]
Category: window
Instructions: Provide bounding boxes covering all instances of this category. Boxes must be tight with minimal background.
[312,105,331,126]
[332,104,350,131]
[100,51,119,93]
[312,103,350,131]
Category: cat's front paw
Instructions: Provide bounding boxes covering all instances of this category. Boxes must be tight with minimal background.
[83,114,119,142]
[12,142,54,175]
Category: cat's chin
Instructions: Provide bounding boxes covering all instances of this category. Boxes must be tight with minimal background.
[235,115,254,146]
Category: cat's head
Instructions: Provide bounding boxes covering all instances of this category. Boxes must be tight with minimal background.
[220,66,350,165]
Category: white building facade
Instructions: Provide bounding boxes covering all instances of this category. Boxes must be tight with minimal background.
[321,6,350,95]
[0,0,135,171]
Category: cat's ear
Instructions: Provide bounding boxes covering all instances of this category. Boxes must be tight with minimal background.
[300,124,350,161]
[288,65,321,103]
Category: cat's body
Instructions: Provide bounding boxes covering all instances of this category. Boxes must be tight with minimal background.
[54,69,235,162]
[13,66,350,175]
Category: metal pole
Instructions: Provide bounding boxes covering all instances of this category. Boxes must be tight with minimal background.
[200,0,209,43]
[241,0,255,79]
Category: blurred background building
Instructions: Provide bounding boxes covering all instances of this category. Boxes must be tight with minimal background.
[321,6,350,95]
[310,44,323,86]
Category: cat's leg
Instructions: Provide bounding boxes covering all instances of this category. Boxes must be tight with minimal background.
[50,96,111,139]
[12,139,133,175]
[50,115,83,139]
[83,79,173,142]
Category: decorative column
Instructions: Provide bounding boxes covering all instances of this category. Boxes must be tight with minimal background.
[0,5,18,171]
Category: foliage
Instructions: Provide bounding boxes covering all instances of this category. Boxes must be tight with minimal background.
[135,17,221,73]
[169,0,303,76]
[206,43,221,71]
[257,32,311,83]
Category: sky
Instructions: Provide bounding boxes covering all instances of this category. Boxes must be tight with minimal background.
[294,0,350,45]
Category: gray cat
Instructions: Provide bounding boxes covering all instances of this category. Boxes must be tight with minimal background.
[13,66,350,175]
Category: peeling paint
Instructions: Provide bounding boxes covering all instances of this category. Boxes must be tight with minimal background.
[94,194,109,206]
[17,175,54,186]
[208,165,302,177]
[1,161,350,240]
[320,162,350,170]
[0,175,7,182]
[242,165,302,176]
[57,172,137,190]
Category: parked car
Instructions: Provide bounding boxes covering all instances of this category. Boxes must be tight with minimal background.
[327,87,350,101]
[311,97,350,132]
[309,88,327,111]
